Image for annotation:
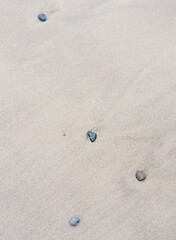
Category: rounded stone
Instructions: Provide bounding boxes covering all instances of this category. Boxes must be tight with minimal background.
[135,170,146,181]
[69,217,80,227]
[87,131,97,142]
[38,13,47,22]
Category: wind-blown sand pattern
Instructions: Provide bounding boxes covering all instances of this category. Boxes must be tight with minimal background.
[1,0,176,239]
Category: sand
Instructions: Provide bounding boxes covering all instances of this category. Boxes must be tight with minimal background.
[1,0,176,239]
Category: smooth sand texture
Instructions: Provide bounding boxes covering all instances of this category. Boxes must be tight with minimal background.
[1,0,176,239]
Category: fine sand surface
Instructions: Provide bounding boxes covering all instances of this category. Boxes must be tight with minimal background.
[1,0,176,239]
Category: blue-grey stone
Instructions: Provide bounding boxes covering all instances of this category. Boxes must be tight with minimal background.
[136,170,146,181]
[38,13,47,22]
[69,217,80,226]
[87,131,97,142]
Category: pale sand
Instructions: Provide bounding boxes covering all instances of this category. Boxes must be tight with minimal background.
[1,0,176,239]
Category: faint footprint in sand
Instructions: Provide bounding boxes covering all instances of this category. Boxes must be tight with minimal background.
[48,8,60,17]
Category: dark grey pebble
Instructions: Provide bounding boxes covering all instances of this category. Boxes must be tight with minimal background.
[87,131,97,142]
[136,170,146,181]
[63,133,66,136]
[69,217,80,227]
[38,13,47,22]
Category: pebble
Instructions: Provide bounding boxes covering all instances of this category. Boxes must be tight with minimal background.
[38,13,47,22]
[69,217,80,227]
[87,131,97,142]
[135,170,146,181]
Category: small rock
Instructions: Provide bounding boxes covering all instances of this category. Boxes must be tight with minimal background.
[135,170,146,181]
[69,217,80,227]
[63,133,66,136]
[87,131,97,142]
[38,13,47,22]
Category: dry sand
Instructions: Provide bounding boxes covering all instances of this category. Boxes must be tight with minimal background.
[1,0,176,239]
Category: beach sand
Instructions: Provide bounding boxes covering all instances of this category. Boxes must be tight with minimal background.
[1,0,176,239]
